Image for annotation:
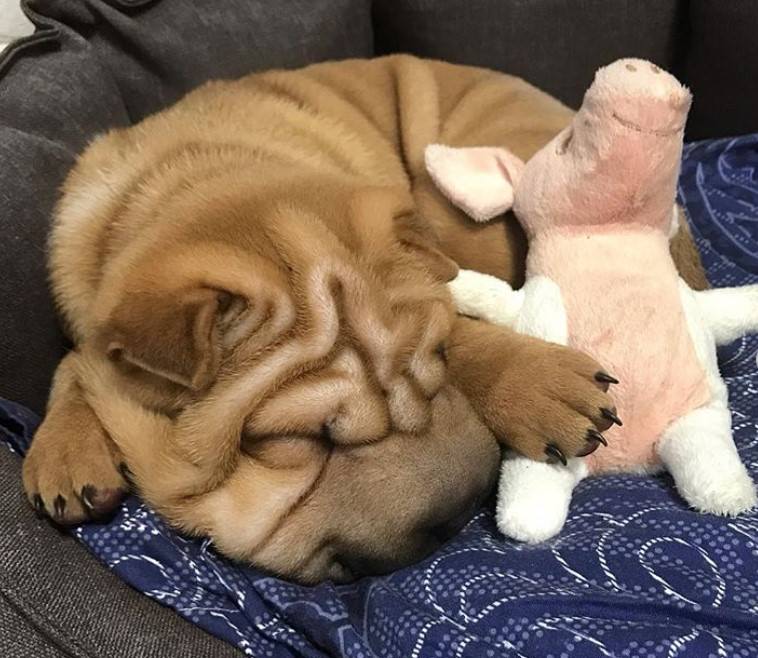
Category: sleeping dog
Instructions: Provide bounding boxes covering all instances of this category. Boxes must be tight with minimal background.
[22,56,708,582]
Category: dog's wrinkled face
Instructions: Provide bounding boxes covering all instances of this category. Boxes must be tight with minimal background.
[80,176,498,582]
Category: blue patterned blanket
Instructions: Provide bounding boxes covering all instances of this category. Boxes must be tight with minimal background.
[2,134,758,658]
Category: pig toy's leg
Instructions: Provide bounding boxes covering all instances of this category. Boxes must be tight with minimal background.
[449,271,592,540]
[657,403,756,516]
[658,281,758,516]
[695,284,758,346]
[494,275,584,542]
[497,456,587,542]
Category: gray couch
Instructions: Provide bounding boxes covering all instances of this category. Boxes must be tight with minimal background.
[2,1,756,655]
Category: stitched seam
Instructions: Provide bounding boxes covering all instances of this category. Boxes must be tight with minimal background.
[611,111,684,137]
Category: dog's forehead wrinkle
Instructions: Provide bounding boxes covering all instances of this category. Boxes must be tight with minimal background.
[123,198,455,519]
[184,246,448,452]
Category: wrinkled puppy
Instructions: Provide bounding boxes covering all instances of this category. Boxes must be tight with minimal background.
[22,56,707,583]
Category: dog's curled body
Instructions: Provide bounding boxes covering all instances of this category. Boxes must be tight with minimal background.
[23,56,706,582]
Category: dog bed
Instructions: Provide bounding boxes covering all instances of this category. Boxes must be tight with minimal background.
[2,133,758,657]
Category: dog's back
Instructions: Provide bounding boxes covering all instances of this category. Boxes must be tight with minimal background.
[50,55,575,341]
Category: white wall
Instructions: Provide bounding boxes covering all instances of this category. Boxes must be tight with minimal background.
[0,0,34,51]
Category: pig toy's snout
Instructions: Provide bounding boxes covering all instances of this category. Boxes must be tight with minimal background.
[514,58,693,236]
[586,58,691,136]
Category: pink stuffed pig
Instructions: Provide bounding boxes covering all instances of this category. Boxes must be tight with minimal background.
[426,58,758,542]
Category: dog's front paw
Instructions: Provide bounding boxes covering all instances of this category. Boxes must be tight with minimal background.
[485,342,619,462]
[22,401,130,525]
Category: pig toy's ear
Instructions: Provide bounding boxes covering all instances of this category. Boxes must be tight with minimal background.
[424,144,525,222]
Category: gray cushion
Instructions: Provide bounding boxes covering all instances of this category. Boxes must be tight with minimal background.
[686,0,758,139]
[373,0,688,112]
[25,0,374,121]
[373,0,758,140]
[0,11,130,414]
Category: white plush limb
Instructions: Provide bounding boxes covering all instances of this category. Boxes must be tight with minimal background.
[657,402,757,516]
[663,281,756,515]
[448,269,524,326]
[450,271,578,541]
[514,275,569,346]
[694,284,758,346]
[497,454,588,543]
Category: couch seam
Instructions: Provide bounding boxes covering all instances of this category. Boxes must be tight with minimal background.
[106,0,158,8]
[0,1,60,79]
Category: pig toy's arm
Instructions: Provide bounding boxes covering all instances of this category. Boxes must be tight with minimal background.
[513,276,569,346]
[448,270,524,327]
[694,284,758,346]
[449,270,569,347]
[449,269,581,544]
[425,144,570,343]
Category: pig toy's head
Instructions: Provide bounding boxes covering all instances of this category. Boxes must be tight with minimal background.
[425,58,692,239]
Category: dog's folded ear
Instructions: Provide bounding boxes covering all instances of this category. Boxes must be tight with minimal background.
[98,288,234,391]
[394,212,459,283]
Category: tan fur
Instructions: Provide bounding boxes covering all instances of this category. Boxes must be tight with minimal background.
[22,56,707,582]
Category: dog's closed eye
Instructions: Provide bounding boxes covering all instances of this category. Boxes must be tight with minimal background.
[241,432,328,469]
[435,342,448,364]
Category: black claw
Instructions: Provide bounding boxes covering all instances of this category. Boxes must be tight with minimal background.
[32,494,46,517]
[588,428,608,446]
[53,495,66,520]
[80,485,96,514]
[576,439,600,457]
[601,408,623,426]
[545,444,568,466]
[595,372,619,385]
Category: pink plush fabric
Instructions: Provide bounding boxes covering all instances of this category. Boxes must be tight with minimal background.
[515,60,691,237]
[528,229,710,473]
[425,145,525,222]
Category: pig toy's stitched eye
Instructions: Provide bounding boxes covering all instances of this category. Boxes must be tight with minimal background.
[556,128,574,155]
